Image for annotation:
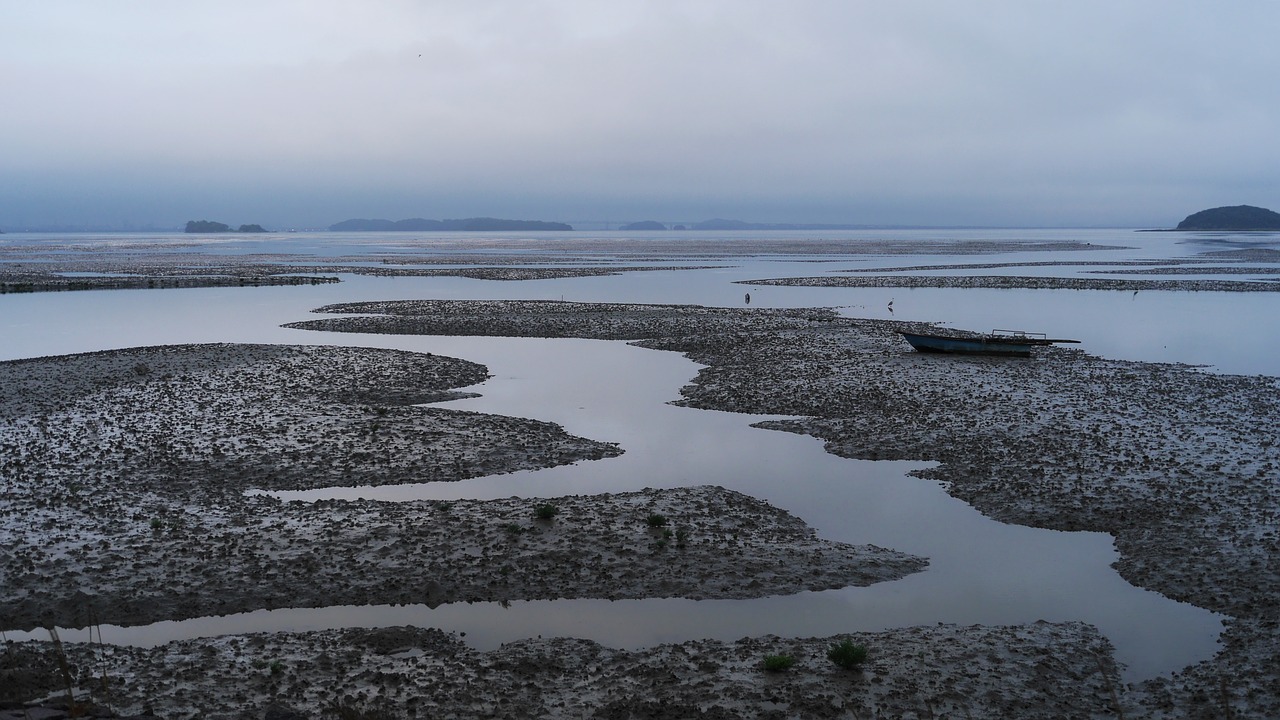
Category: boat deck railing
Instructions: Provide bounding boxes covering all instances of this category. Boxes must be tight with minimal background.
[990,329,1047,340]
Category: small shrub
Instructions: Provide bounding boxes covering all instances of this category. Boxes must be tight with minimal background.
[675,527,689,548]
[646,513,668,528]
[534,503,560,520]
[827,639,868,670]
[149,518,164,531]
[763,654,796,672]
[503,523,524,534]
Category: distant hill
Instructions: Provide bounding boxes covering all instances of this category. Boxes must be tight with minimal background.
[1176,205,1280,230]
[329,217,573,232]
[184,220,270,233]
[185,220,230,233]
[619,220,667,231]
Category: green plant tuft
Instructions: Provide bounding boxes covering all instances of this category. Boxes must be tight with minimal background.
[534,503,560,520]
[646,513,668,528]
[763,654,796,672]
[827,639,868,670]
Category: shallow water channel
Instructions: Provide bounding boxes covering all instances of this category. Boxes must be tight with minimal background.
[270,334,1219,682]
[3,299,1221,682]
[7,228,1275,681]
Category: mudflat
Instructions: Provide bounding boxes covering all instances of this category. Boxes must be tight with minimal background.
[286,298,1280,718]
[4,232,1279,716]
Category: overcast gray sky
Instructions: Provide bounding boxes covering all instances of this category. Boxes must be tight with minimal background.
[4,1,1279,229]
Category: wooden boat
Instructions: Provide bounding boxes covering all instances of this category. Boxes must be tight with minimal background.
[899,329,1079,357]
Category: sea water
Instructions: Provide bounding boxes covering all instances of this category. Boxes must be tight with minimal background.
[4,228,1278,679]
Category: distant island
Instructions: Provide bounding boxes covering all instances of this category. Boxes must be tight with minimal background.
[329,218,573,232]
[619,221,668,231]
[1175,205,1280,231]
[185,221,270,233]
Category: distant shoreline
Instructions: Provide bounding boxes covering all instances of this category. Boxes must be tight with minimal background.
[2,222,1162,233]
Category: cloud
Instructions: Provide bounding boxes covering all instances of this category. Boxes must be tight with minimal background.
[4,1,1280,227]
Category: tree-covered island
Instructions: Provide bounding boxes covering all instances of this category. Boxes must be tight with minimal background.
[1175,205,1280,230]
[185,221,270,233]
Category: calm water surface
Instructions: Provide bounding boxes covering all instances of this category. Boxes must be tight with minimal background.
[5,228,1278,680]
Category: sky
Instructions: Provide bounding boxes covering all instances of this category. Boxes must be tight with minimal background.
[4,1,1280,230]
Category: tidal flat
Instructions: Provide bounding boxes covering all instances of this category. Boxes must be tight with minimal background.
[3,229,1280,718]
[1,343,927,631]
[288,298,1280,719]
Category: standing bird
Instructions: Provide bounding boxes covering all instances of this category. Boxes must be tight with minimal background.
[744,292,751,305]
[887,299,894,313]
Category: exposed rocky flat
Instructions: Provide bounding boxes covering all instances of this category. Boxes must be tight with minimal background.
[0,343,922,633]
[743,273,1280,291]
[742,249,1280,290]
[288,298,1280,719]
[0,262,710,293]
[9,622,1124,720]
[0,232,1112,294]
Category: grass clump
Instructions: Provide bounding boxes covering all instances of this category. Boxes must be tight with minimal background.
[646,513,668,528]
[763,654,797,672]
[827,639,869,670]
[533,503,560,520]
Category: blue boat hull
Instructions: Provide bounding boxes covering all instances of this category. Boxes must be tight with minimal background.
[900,332,1035,357]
